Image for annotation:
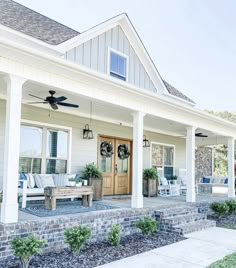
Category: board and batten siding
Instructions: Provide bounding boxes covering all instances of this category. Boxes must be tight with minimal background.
[0,100,186,190]
[65,26,156,92]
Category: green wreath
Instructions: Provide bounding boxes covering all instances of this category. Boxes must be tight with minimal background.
[100,141,113,158]
[118,144,130,160]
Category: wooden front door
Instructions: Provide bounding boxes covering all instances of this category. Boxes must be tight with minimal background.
[98,136,132,195]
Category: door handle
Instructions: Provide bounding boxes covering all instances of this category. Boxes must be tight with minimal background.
[115,164,118,175]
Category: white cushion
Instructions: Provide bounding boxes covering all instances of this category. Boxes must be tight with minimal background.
[160,177,168,186]
[34,174,43,188]
[34,174,55,188]
[25,174,35,189]
[53,174,68,187]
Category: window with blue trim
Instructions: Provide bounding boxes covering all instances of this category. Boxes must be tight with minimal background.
[110,51,127,81]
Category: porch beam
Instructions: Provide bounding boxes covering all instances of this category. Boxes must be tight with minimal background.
[228,137,235,198]
[186,126,196,202]
[131,111,145,208]
[1,75,26,223]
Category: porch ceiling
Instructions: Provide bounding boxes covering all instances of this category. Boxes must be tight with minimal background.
[0,77,228,144]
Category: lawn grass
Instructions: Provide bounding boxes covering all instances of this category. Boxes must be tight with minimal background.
[208,252,236,267]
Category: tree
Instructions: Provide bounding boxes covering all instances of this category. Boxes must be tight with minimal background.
[206,110,236,175]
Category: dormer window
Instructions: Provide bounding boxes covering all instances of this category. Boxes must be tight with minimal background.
[109,49,128,81]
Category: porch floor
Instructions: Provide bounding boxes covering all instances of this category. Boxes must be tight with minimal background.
[16,194,230,222]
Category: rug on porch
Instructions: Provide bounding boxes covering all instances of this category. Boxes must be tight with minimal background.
[19,199,117,217]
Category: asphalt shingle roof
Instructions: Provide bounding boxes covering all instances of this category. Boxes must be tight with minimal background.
[163,80,195,104]
[0,0,79,45]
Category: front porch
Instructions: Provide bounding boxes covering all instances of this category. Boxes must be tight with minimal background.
[0,73,236,224]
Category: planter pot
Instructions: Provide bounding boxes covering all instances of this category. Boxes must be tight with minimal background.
[76,182,83,187]
[68,181,76,187]
[83,180,88,186]
[88,177,103,201]
[143,179,158,197]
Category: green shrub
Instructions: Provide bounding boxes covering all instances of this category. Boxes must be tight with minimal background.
[225,200,236,213]
[136,217,158,236]
[107,224,121,246]
[143,168,158,180]
[210,202,229,217]
[64,226,91,254]
[10,235,46,268]
[81,163,102,180]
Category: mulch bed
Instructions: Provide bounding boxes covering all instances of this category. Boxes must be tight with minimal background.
[208,213,236,229]
[1,232,185,268]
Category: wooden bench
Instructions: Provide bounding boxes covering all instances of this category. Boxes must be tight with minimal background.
[44,186,93,210]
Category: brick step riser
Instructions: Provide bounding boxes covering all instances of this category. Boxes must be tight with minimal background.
[173,221,216,235]
[160,207,198,217]
[161,214,206,227]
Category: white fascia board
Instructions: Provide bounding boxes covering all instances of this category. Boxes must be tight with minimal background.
[1,36,236,135]
[0,24,64,56]
[57,13,168,95]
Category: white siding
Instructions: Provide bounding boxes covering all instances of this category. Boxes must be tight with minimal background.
[0,100,186,190]
[65,26,156,92]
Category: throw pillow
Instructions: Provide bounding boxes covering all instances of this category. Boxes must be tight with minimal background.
[40,175,55,188]
[202,177,210,183]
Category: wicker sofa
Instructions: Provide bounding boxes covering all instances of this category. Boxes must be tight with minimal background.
[18,173,79,208]
[198,176,228,194]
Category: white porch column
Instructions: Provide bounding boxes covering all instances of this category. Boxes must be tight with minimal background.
[1,75,25,223]
[186,126,196,202]
[131,111,145,208]
[228,137,235,198]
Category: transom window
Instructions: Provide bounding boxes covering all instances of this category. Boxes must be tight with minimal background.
[109,49,128,81]
[19,125,69,174]
[151,143,175,180]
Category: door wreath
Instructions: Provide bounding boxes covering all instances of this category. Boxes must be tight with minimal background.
[118,144,130,160]
[100,141,113,158]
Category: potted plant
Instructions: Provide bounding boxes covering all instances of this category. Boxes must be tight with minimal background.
[68,178,76,187]
[143,168,159,197]
[81,163,103,200]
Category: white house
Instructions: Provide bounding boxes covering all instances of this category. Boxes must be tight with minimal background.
[0,0,235,224]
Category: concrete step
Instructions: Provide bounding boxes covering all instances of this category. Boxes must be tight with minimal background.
[173,220,216,235]
[158,206,198,217]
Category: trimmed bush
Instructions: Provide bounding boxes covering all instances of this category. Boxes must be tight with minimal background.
[225,200,236,213]
[64,226,91,254]
[136,217,158,236]
[210,202,229,217]
[10,235,46,268]
[107,224,121,246]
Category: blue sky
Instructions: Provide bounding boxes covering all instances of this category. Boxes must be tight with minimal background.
[15,0,236,111]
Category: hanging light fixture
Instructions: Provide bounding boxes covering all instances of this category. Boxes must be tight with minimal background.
[83,102,94,139]
[143,135,150,147]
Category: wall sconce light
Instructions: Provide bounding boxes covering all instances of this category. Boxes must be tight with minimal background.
[143,135,150,147]
[83,124,94,139]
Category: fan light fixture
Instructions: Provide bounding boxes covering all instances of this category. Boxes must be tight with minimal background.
[143,135,150,147]
[83,124,94,139]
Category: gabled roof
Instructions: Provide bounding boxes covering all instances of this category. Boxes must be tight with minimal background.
[0,1,195,104]
[163,80,195,104]
[0,0,79,45]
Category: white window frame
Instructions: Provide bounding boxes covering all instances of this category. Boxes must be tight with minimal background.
[150,141,175,177]
[20,119,72,174]
[107,47,129,81]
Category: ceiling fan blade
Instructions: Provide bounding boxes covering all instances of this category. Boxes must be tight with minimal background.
[29,94,45,101]
[27,101,48,104]
[57,102,79,108]
[50,103,58,110]
[55,96,67,102]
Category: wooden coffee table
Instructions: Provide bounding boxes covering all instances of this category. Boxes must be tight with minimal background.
[44,186,93,210]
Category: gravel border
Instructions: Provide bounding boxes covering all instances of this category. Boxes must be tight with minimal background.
[1,232,185,268]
